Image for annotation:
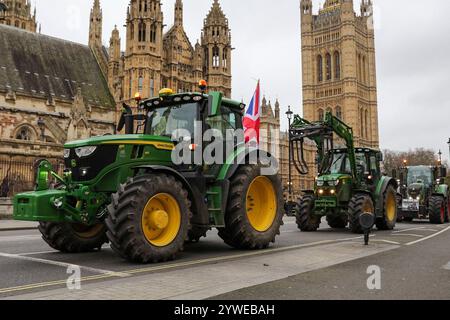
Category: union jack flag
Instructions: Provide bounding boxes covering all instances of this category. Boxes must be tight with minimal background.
[243,81,261,146]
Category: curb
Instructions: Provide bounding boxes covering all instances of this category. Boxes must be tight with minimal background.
[0,226,38,232]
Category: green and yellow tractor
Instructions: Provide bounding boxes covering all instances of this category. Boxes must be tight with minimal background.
[289,112,398,233]
[13,83,284,263]
[397,164,449,224]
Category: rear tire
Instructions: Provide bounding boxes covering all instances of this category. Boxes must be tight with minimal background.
[445,196,450,223]
[218,165,284,250]
[296,195,321,232]
[106,174,191,263]
[376,186,398,231]
[326,214,348,229]
[429,196,445,224]
[38,222,107,253]
[348,193,374,234]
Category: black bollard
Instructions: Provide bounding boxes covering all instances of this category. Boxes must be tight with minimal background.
[359,212,375,246]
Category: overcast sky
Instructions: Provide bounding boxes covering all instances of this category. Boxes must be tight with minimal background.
[33,0,450,161]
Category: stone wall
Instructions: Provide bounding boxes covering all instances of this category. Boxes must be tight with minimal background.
[0,197,12,219]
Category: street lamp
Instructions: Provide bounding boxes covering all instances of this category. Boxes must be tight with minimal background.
[447,138,450,161]
[37,117,45,142]
[286,106,294,198]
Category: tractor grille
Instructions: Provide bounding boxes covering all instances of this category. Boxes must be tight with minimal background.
[64,145,118,182]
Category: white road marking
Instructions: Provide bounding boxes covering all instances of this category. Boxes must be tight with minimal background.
[390,234,424,238]
[0,252,130,278]
[370,239,401,245]
[392,227,426,234]
[17,250,59,256]
[406,225,450,246]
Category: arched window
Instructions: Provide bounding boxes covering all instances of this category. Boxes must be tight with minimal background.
[360,108,364,138]
[130,24,135,40]
[362,56,367,84]
[222,49,228,68]
[365,109,369,139]
[317,55,323,83]
[212,46,220,68]
[6,19,11,26]
[336,106,342,120]
[150,24,157,43]
[326,53,332,80]
[318,109,325,121]
[15,20,19,28]
[334,51,340,80]
[21,22,26,29]
[15,126,34,141]
[138,23,146,42]
[138,76,144,94]
[326,107,332,117]
[357,54,361,81]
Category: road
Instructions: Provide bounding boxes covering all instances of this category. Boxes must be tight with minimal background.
[0,217,449,300]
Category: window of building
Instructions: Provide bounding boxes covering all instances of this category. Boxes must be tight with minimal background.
[326,53,332,81]
[362,56,367,84]
[334,51,340,80]
[212,46,220,68]
[360,108,364,138]
[149,78,154,97]
[138,76,144,94]
[317,55,323,83]
[138,23,146,42]
[336,106,342,120]
[222,49,228,68]
[150,24,157,43]
[130,24,134,40]
[21,22,26,29]
[318,109,324,121]
[365,109,369,139]
[15,126,34,141]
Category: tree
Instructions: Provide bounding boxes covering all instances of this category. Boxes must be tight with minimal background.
[382,148,446,176]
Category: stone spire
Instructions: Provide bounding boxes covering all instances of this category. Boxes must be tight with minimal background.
[174,0,183,26]
[89,0,102,48]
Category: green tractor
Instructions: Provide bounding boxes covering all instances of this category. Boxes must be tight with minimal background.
[397,164,449,224]
[289,112,398,233]
[13,84,284,263]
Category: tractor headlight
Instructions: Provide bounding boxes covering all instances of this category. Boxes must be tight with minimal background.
[316,180,324,187]
[318,189,325,195]
[75,146,97,158]
[63,149,71,159]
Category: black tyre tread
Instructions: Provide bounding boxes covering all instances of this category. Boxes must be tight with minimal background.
[348,193,372,234]
[429,195,445,224]
[326,215,348,229]
[106,174,192,263]
[217,165,284,250]
[376,186,398,231]
[38,222,107,253]
[296,195,320,232]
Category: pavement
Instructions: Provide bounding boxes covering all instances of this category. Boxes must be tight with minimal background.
[0,217,449,300]
[0,220,38,231]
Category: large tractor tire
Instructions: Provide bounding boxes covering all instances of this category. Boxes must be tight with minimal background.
[218,165,284,250]
[429,195,446,224]
[296,195,321,232]
[376,186,398,231]
[106,174,191,263]
[38,222,107,253]
[348,193,375,234]
[326,215,348,229]
[445,196,450,223]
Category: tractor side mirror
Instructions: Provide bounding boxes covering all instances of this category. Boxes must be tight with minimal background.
[376,152,384,162]
[440,167,447,178]
[117,103,134,134]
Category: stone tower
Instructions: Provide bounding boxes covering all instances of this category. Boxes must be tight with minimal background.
[89,0,102,48]
[0,0,37,32]
[122,0,164,102]
[201,0,232,97]
[301,0,379,148]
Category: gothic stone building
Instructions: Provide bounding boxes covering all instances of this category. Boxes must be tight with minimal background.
[88,0,232,108]
[301,0,379,148]
[0,0,37,32]
[0,22,116,195]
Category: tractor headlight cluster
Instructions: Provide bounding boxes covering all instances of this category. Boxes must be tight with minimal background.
[75,146,97,158]
[328,180,340,187]
[317,180,324,187]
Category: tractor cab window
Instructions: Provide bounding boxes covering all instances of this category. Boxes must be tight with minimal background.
[205,106,242,135]
[407,167,433,185]
[355,152,369,175]
[145,102,198,138]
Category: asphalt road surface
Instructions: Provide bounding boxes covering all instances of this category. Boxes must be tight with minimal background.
[0,217,449,300]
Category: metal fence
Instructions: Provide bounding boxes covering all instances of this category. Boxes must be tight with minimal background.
[0,159,64,197]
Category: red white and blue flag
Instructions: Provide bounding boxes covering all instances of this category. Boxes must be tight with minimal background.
[243,81,261,146]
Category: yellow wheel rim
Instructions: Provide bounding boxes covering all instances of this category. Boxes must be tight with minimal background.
[246,176,277,232]
[141,193,181,247]
[385,192,396,222]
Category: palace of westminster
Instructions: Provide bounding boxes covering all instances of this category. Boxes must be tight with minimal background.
[0,0,379,199]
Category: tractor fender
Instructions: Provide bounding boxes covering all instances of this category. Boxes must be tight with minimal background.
[220,148,279,181]
[433,184,448,198]
[375,176,398,218]
[132,165,206,224]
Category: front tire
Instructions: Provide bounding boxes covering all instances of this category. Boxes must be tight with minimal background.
[326,214,348,229]
[348,193,374,234]
[296,195,321,232]
[376,186,398,231]
[429,195,445,224]
[106,174,191,263]
[218,165,284,250]
[38,222,107,253]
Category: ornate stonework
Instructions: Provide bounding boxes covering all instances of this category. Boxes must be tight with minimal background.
[0,0,37,32]
[90,0,232,109]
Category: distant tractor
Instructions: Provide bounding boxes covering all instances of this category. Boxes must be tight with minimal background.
[289,112,398,233]
[13,82,284,263]
[398,164,449,224]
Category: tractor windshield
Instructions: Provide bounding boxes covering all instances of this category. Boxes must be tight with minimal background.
[322,151,367,175]
[407,167,433,185]
[145,102,198,138]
